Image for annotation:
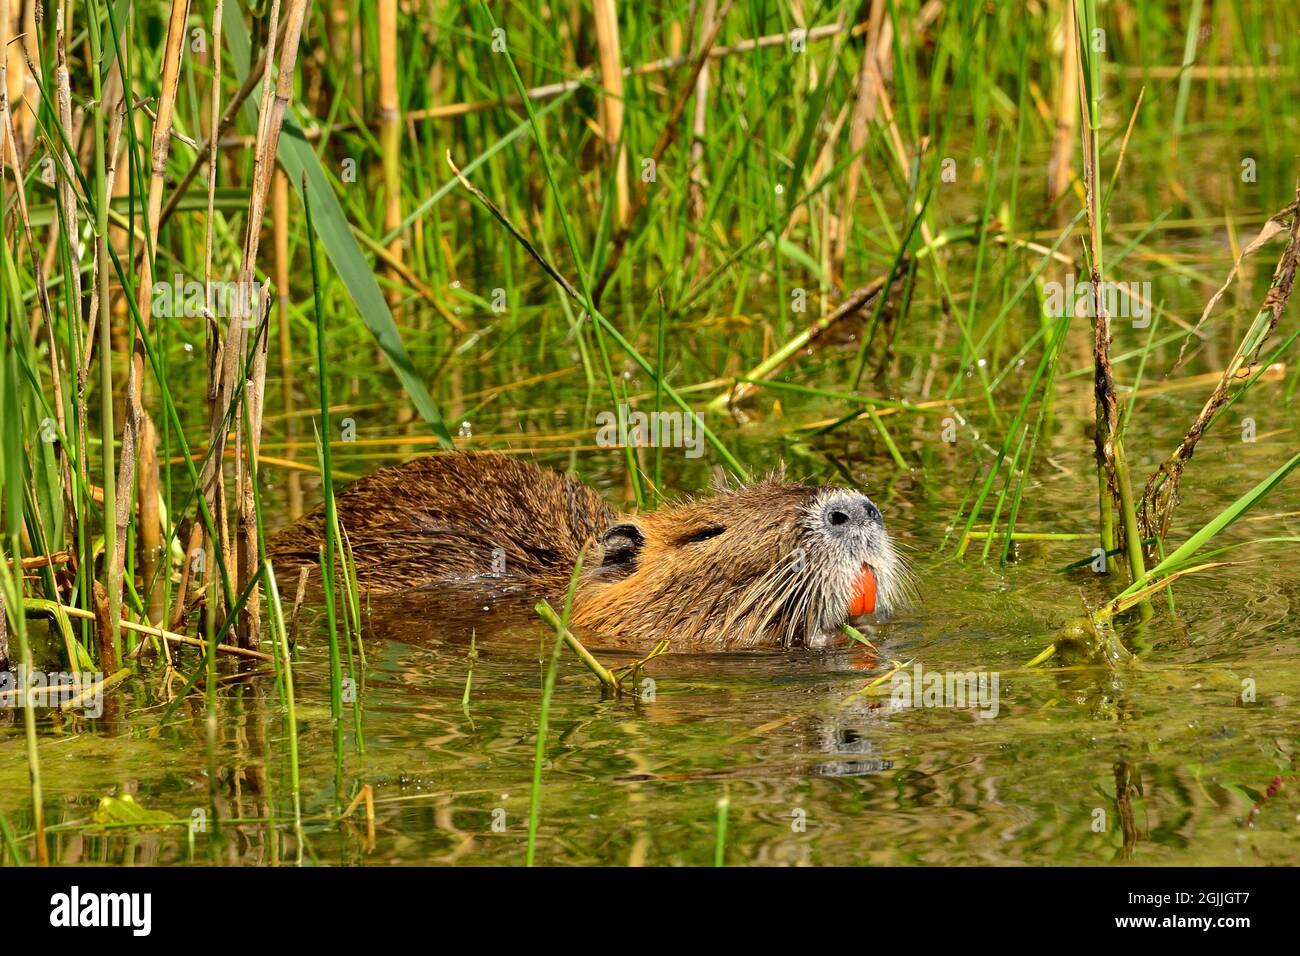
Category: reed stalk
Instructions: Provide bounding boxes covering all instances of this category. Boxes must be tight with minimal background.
[834,0,888,277]
[591,0,630,226]
[378,0,404,308]
[1141,198,1300,541]
[245,411,304,845]
[272,170,303,518]
[85,0,121,663]
[527,551,586,865]
[713,793,729,867]
[686,0,718,260]
[303,175,347,812]
[1075,0,1146,584]
[0,112,48,857]
[111,0,191,633]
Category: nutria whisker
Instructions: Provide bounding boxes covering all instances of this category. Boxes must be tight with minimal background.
[723,549,812,649]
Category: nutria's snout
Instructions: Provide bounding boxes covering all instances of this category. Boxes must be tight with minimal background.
[799,487,908,645]
[819,490,882,533]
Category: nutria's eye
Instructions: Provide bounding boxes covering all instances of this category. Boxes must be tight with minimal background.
[677,525,725,545]
[600,523,644,567]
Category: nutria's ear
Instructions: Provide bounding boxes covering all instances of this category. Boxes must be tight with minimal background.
[598,522,644,571]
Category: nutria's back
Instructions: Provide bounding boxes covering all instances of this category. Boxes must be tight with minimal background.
[271,452,909,649]
[269,453,617,596]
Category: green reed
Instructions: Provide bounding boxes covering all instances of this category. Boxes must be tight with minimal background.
[0,341,47,865]
[714,793,730,867]
[527,550,586,866]
[305,180,347,812]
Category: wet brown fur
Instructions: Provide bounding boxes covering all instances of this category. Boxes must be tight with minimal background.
[574,479,822,647]
[269,453,616,597]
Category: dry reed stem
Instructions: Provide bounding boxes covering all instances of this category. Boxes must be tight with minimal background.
[1072,3,1145,582]
[686,0,719,261]
[92,581,119,672]
[193,0,228,640]
[404,21,859,124]
[592,0,630,225]
[55,669,131,713]
[1141,195,1300,540]
[138,412,164,624]
[52,2,90,496]
[157,18,287,231]
[7,551,73,572]
[288,566,309,649]
[591,0,736,303]
[708,269,902,409]
[1,0,33,159]
[1087,4,1148,587]
[204,0,225,325]
[378,0,404,296]
[1081,131,1120,509]
[273,170,303,518]
[30,604,277,663]
[0,0,11,170]
[197,0,306,648]
[1047,0,1079,212]
[235,0,308,648]
[834,0,889,277]
[109,0,192,625]
[171,525,205,633]
[83,83,127,382]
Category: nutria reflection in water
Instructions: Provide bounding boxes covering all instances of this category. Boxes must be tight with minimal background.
[269,452,914,650]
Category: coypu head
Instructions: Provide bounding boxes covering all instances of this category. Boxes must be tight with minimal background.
[572,474,912,649]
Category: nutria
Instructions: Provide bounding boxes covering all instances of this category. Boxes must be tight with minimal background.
[269,452,910,649]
